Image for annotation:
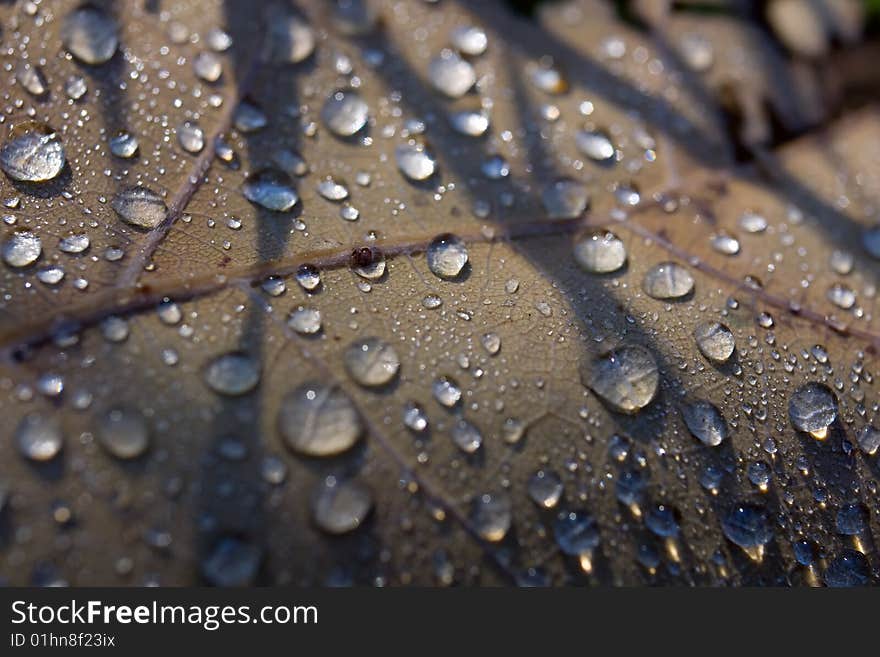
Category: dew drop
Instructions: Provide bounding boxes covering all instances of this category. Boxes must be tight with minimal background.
[528,470,563,509]
[427,233,467,279]
[343,337,400,387]
[403,401,429,433]
[15,414,62,462]
[396,142,436,181]
[429,50,476,98]
[573,230,626,274]
[242,169,299,212]
[321,90,369,137]
[789,382,837,438]
[471,493,511,541]
[278,382,362,457]
[694,321,735,363]
[312,477,373,535]
[109,131,139,158]
[177,121,205,154]
[2,231,41,268]
[295,264,321,291]
[194,51,223,82]
[451,25,488,56]
[582,344,659,414]
[449,109,489,137]
[287,306,322,335]
[203,352,261,396]
[554,511,600,563]
[543,179,589,220]
[721,504,772,558]
[643,262,694,299]
[856,425,880,455]
[112,186,168,229]
[0,122,65,183]
[62,5,118,65]
[98,408,150,460]
[433,376,462,408]
[266,11,315,64]
[576,130,615,163]
[680,399,728,447]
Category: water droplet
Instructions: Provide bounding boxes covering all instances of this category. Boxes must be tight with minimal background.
[194,51,223,82]
[396,142,436,181]
[829,249,854,275]
[471,493,511,541]
[157,299,182,325]
[433,376,462,407]
[554,511,600,560]
[62,5,118,65]
[680,32,714,71]
[481,332,501,355]
[2,231,41,268]
[201,537,261,587]
[312,476,373,535]
[266,11,315,64]
[101,316,129,342]
[681,399,728,446]
[296,264,321,291]
[429,50,476,98]
[242,169,299,212]
[528,470,563,508]
[856,425,880,455]
[278,382,362,457]
[109,131,139,158]
[98,408,150,460]
[15,414,62,462]
[37,265,64,285]
[65,75,87,100]
[427,233,467,279]
[17,62,47,97]
[576,130,615,162]
[824,550,870,587]
[344,337,400,387]
[177,122,205,154]
[789,382,837,438]
[317,176,349,201]
[643,262,694,299]
[710,233,740,256]
[287,306,322,335]
[449,110,489,137]
[450,25,488,56]
[233,101,267,132]
[694,321,735,363]
[452,419,482,453]
[0,122,65,182]
[827,283,856,309]
[582,344,659,414]
[403,401,429,433]
[350,247,385,280]
[321,90,369,137]
[529,61,568,94]
[543,179,589,219]
[112,186,167,229]
[573,230,626,273]
[481,154,509,179]
[203,352,261,396]
[739,211,767,233]
[721,504,772,558]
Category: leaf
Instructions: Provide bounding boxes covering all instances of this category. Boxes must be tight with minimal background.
[0,0,877,587]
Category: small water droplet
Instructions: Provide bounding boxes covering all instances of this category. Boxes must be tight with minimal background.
[312,476,373,535]
[694,321,735,363]
[98,407,150,460]
[643,262,694,299]
[15,414,62,462]
[321,90,369,137]
[112,186,167,229]
[582,344,659,414]
[789,382,837,438]
[429,50,476,98]
[427,233,467,279]
[680,399,728,446]
[242,169,299,212]
[573,230,626,274]
[203,352,261,396]
[343,337,400,387]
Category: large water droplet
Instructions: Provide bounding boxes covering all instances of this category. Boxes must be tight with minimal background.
[203,352,260,396]
[98,408,150,460]
[680,399,728,446]
[0,122,65,182]
[582,344,659,414]
[643,262,694,299]
[112,186,167,229]
[427,234,467,279]
[177,121,205,154]
[528,470,563,509]
[242,169,299,211]
[433,376,462,408]
[321,90,369,137]
[573,230,626,274]
[694,321,735,363]
[451,25,488,56]
[312,476,373,535]
[429,50,476,98]
[109,131,139,158]
[451,419,482,453]
[543,179,589,219]
[266,11,315,64]
[344,337,400,387]
[576,130,615,162]
[278,382,362,457]
[62,5,118,65]
[789,382,837,438]
[721,504,772,558]
[449,109,489,137]
[15,414,62,462]
[2,231,41,268]
[396,142,436,181]
[470,493,511,541]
